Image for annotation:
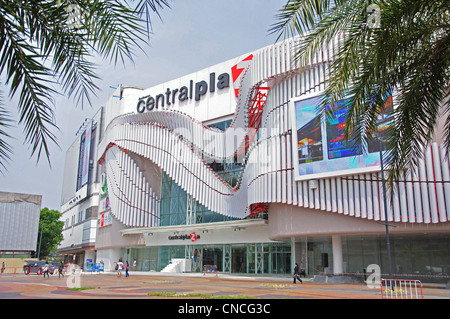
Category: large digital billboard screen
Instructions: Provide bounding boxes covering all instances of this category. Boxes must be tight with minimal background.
[290,93,393,180]
[76,121,92,190]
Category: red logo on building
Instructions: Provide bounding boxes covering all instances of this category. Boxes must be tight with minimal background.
[190,232,198,242]
[231,54,254,98]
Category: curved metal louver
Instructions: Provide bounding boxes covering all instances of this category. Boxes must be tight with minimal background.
[98,36,450,225]
[105,145,160,227]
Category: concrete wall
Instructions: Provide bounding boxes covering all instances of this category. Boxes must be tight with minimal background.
[268,203,450,240]
[0,258,37,275]
[0,193,41,252]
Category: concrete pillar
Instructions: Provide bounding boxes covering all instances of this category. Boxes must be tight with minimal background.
[332,235,344,274]
[291,237,296,272]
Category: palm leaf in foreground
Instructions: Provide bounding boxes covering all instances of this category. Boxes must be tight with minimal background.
[0,0,170,170]
[271,0,450,186]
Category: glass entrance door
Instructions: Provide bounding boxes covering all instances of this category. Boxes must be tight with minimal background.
[202,246,223,272]
[232,246,247,273]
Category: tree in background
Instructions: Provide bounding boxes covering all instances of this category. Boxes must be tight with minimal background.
[0,0,170,171]
[270,0,449,184]
[37,207,64,259]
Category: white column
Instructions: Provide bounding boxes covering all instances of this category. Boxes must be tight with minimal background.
[332,235,344,275]
[291,237,296,272]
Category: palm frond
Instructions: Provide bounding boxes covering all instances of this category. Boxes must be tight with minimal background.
[0,0,169,164]
[133,0,171,36]
[0,9,58,165]
[0,89,13,172]
[269,0,346,41]
[272,0,450,186]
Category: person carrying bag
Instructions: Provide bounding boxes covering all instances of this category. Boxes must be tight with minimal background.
[293,263,303,284]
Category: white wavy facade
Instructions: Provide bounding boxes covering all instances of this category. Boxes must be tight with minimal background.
[97,36,450,230]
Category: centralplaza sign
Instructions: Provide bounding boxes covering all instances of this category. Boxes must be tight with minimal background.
[168,232,200,242]
[134,220,271,247]
[136,72,230,113]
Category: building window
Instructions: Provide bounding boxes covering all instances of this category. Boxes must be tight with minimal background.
[160,172,237,226]
[85,206,98,219]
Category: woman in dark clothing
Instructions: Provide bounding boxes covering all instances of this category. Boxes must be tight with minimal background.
[293,263,303,284]
[58,262,65,278]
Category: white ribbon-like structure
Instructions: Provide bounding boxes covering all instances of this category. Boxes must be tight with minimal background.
[98,36,450,228]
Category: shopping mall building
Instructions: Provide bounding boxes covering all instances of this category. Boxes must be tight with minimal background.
[58,36,450,279]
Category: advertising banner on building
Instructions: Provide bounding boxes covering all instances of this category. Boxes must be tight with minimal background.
[98,174,112,228]
[76,121,92,190]
[291,93,393,180]
[98,211,112,228]
[81,121,92,186]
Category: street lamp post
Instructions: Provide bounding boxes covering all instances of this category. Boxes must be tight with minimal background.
[37,223,46,260]
[379,139,393,282]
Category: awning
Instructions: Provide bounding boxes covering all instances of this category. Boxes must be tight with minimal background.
[120,219,267,236]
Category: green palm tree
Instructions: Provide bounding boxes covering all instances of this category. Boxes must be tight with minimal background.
[270,0,449,184]
[0,0,169,170]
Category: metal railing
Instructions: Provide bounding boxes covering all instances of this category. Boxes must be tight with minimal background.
[381,279,424,299]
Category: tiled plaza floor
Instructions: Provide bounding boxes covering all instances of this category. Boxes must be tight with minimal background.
[1,271,449,300]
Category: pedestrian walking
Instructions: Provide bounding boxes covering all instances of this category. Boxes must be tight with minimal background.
[293,262,303,284]
[43,261,50,278]
[116,259,124,277]
[1,262,5,274]
[125,261,130,277]
[133,259,136,271]
[193,248,198,262]
[58,261,65,278]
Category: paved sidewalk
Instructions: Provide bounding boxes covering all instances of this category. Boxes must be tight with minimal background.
[0,271,449,300]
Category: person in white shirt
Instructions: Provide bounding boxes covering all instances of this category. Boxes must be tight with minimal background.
[116,259,124,277]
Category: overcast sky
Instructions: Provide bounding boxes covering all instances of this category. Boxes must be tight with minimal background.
[0,0,287,210]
